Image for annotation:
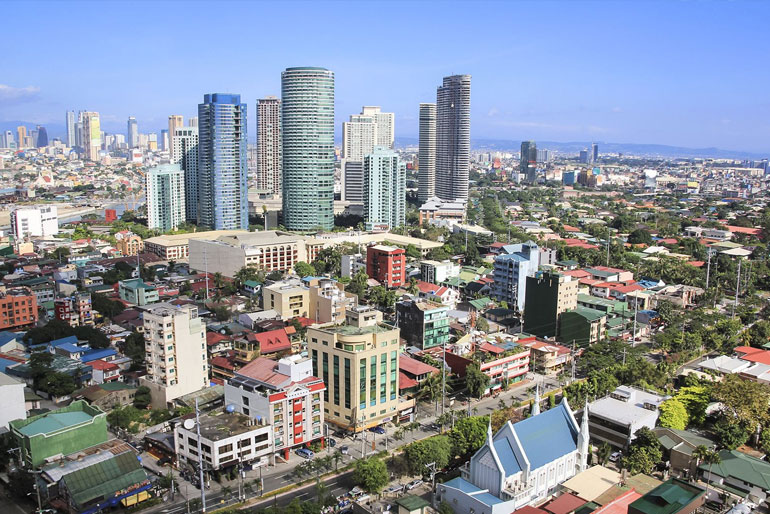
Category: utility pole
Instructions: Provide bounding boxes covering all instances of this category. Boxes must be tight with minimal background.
[195,398,207,514]
[705,249,712,290]
[632,294,638,348]
[733,258,742,319]
[606,227,611,267]
[204,246,210,301]
[441,337,447,419]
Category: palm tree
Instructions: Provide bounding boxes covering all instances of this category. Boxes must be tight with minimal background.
[213,272,224,289]
[419,372,443,413]
[598,442,612,465]
[407,278,419,296]
[693,445,721,501]
[332,450,343,471]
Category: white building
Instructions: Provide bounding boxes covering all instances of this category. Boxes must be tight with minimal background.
[256,97,282,195]
[420,259,461,284]
[0,372,26,430]
[587,385,669,449]
[341,254,365,278]
[146,164,186,231]
[364,147,406,231]
[172,127,199,223]
[11,205,58,240]
[140,303,208,409]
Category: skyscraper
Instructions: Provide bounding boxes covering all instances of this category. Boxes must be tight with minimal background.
[435,74,471,202]
[188,117,198,128]
[35,126,48,148]
[81,112,101,161]
[145,164,186,231]
[418,103,436,202]
[364,147,406,231]
[281,67,335,231]
[342,113,375,161]
[16,126,27,149]
[1,131,14,149]
[172,127,199,222]
[256,96,282,195]
[591,143,599,163]
[168,115,184,160]
[197,94,248,230]
[521,141,537,184]
[126,116,138,148]
[361,106,395,149]
[161,129,169,152]
[65,111,76,147]
[74,112,83,148]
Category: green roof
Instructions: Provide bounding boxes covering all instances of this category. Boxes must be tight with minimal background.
[18,411,92,436]
[629,478,705,514]
[468,297,493,310]
[243,280,260,288]
[571,306,606,322]
[99,382,135,392]
[699,450,770,490]
[397,495,430,511]
[61,450,149,507]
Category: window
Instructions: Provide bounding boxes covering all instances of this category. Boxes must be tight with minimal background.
[219,444,233,454]
[242,396,249,406]
[344,357,351,409]
[333,355,340,406]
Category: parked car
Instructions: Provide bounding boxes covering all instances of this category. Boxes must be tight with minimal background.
[369,426,386,434]
[157,455,172,466]
[406,479,423,490]
[609,451,622,462]
[328,438,337,448]
[296,448,314,459]
[385,484,404,494]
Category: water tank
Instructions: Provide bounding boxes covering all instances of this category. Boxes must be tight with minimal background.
[226,404,236,413]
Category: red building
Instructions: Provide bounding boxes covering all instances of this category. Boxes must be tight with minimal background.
[104,209,117,222]
[0,288,38,329]
[366,245,406,288]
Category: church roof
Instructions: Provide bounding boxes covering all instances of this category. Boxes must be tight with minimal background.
[512,401,579,469]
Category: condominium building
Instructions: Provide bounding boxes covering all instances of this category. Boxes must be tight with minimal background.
[281,67,335,231]
[167,114,184,160]
[420,260,461,284]
[492,242,540,311]
[363,106,395,149]
[140,302,208,408]
[521,141,537,184]
[172,127,199,222]
[0,287,38,330]
[418,196,466,226]
[54,293,94,327]
[523,271,578,338]
[10,205,58,240]
[17,126,27,149]
[256,96,282,195]
[224,355,326,460]
[146,164,185,231]
[418,103,436,202]
[198,93,248,230]
[81,111,101,161]
[114,230,143,256]
[67,111,77,147]
[364,147,406,231]
[435,75,471,201]
[342,113,375,161]
[262,279,309,320]
[307,314,400,431]
[127,116,138,148]
[396,299,450,350]
[308,278,357,324]
[366,245,406,288]
[343,160,364,204]
[118,279,159,306]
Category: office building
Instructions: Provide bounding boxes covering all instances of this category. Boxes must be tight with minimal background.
[418,103,437,202]
[145,164,185,231]
[307,313,400,431]
[587,386,667,449]
[364,147,406,231]
[127,116,138,148]
[225,355,326,460]
[66,110,76,147]
[591,143,599,163]
[54,292,94,327]
[81,111,101,161]
[523,271,578,338]
[1,130,14,149]
[343,160,364,204]
[10,205,58,240]
[16,126,27,149]
[167,114,183,160]
[492,241,540,311]
[172,127,199,222]
[579,149,590,164]
[281,67,335,231]
[256,96,282,194]
[140,302,208,408]
[396,299,450,350]
[197,93,248,230]
[435,74,471,201]
[367,245,406,288]
[521,140,537,184]
[35,126,48,148]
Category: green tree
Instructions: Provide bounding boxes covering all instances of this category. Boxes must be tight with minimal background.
[294,261,316,278]
[627,229,653,245]
[449,416,488,457]
[42,372,77,397]
[346,269,369,299]
[404,435,452,475]
[438,501,455,514]
[475,317,489,333]
[622,427,662,474]
[133,386,152,409]
[92,293,125,318]
[597,442,612,465]
[692,446,721,501]
[658,398,689,430]
[405,244,421,259]
[712,417,749,450]
[465,363,490,399]
[419,372,443,411]
[353,456,389,494]
[712,374,770,434]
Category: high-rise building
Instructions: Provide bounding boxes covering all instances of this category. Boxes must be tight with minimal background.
[281,67,335,231]
[140,302,208,409]
[35,126,48,148]
[579,149,590,164]
[362,106,395,149]
[591,142,599,163]
[10,206,58,240]
[197,93,248,230]
[492,242,540,311]
[127,116,138,148]
[81,111,101,161]
[160,129,169,152]
[522,271,578,338]
[536,148,550,163]
[172,127,199,222]
[364,147,405,231]
[435,74,471,201]
[168,114,184,160]
[521,141,537,184]
[66,111,76,147]
[16,126,27,149]
[1,131,14,149]
[418,103,436,202]
[145,164,186,231]
[256,96,282,195]
[188,116,198,128]
[344,161,364,204]
[342,114,375,161]
[74,116,83,148]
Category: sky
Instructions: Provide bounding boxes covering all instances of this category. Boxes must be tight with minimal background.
[2,0,770,153]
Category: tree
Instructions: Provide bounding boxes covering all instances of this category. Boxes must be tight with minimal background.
[627,229,653,245]
[449,416,488,458]
[658,398,689,430]
[213,305,231,322]
[597,442,612,465]
[475,317,489,333]
[42,372,77,397]
[465,363,490,399]
[123,332,146,370]
[405,244,421,259]
[346,269,369,298]
[92,293,125,318]
[438,501,455,514]
[712,374,770,434]
[712,417,749,450]
[353,456,389,494]
[404,435,452,475]
[133,386,152,409]
[622,427,662,475]
[294,261,316,278]
[692,446,721,501]
[29,350,54,390]
[419,372,443,411]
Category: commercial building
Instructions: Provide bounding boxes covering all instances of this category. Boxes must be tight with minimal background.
[435,74,471,202]
[367,245,406,288]
[144,229,249,260]
[225,355,326,460]
[364,147,406,231]
[309,278,357,324]
[118,279,159,306]
[175,410,273,470]
[256,96,282,195]
[559,307,607,346]
[281,67,335,231]
[492,242,540,311]
[167,114,184,160]
[420,259,460,284]
[115,230,143,256]
[342,112,376,161]
[81,111,101,161]
[587,385,668,449]
[0,287,38,329]
[307,314,400,431]
[521,140,537,184]
[0,372,25,430]
[418,103,437,202]
[54,292,93,326]
[262,279,309,320]
[11,205,58,240]
[67,110,77,147]
[198,93,248,230]
[418,196,467,226]
[140,303,208,408]
[126,116,138,148]
[9,400,108,467]
[396,299,449,350]
[343,160,365,204]
[363,106,394,149]
[172,126,199,222]
[523,271,579,338]
[146,164,186,231]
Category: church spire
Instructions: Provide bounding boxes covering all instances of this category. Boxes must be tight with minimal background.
[532,383,541,416]
[578,398,590,472]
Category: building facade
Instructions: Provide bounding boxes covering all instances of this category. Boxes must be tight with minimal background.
[146,164,186,231]
[10,205,58,240]
[435,75,471,202]
[0,288,38,330]
[366,245,406,288]
[364,147,406,231]
[118,279,159,306]
[308,278,357,324]
[281,67,335,231]
[167,114,184,160]
[127,116,138,148]
[521,140,537,184]
[81,111,101,161]
[256,96,282,195]
[262,279,309,320]
[172,126,199,222]
[396,299,450,350]
[66,110,77,147]
[523,271,578,338]
[54,293,93,327]
[115,230,144,257]
[492,242,540,311]
[418,103,437,202]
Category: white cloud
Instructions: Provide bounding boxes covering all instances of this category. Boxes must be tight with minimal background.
[0,84,41,104]
[487,108,499,117]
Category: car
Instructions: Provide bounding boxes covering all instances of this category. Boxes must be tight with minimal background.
[385,484,404,494]
[369,426,386,434]
[609,451,622,462]
[406,479,423,490]
[328,438,337,448]
[428,423,440,431]
[340,445,349,455]
[348,486,363,497]
[296,448,314,459]
[157,455,172,466]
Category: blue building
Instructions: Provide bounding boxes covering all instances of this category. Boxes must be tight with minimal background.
[197,93,248,230]
[492,241,540,311]
[563,170,576,186]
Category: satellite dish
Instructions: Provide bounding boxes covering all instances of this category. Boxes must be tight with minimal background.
[183,419,195,430]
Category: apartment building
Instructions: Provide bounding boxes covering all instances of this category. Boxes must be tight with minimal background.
[396,299,450,350]
[523,271,578,338]
[54,292,94,326]
[262,279,309,320]
[0,287,38,330]
[308,278,357,324]
[366,245,405,289]
[115,230,144,257]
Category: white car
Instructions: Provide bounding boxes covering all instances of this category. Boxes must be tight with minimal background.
[406,479,423,490]
[609,451,622,462]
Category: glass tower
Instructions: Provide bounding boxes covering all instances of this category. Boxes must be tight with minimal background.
[197,93,248,230]
[281,67,335,231]
[435,74,471,201]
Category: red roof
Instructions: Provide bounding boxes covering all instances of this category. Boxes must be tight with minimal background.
[206,332,231,346]
[399,372,418,390]
[489,242,506,249]
[291,316,317,328]
[210,356,235,371]
[87,360,119,371]
[399,354,438,377]
[479,342,505,355]
[513,506,549,514]
[608,283,643,294]
[726,225,762,236]
[252,328,291,354]
[658,238,678,245]
[564,269,591,279]
[687,261,705,268]
[544,493,587,514]
[563,239,599,250]
[416,280,441,294]
[734,346,770,365]
[592,489,642,514]
[563,225,580,232]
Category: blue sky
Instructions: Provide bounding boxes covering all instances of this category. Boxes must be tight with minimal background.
[2,0,770,152]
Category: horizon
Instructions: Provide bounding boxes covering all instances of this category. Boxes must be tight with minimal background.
[2,1,770,154]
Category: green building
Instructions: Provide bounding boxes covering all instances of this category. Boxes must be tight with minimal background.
[118,278,159,306]
[396,299,450,349]
[577,294,631,317]
[10,400,108,467]
[559,306,607,347]
[628,478,705,514]
[523,271,578,338]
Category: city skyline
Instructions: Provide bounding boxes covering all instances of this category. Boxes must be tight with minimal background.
[2,1,770,153]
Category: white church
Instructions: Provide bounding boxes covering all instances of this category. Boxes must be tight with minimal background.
[437,397,590,514]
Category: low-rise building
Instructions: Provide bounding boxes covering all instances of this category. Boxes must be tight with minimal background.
[0,371,25,430]
[587,385,668,449]
[72,382,138,411]
[653,427,715,478]
[367,245,406,288]
[559,307,607,346]
[519,339,572,376]
[628,478,705,514]
[0,287,38,329]
[262,279,309,319]
[396,299,449,350]
[115,230,144,257]
[418,196,467,226]
[420,259,460,284]
[118,279,159,306]
[699,450,770,503]
[54,292,94,326]
[144,229,250,261]
[308,278,357,324]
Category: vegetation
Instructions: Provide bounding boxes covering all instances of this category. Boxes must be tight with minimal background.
[465,363,490,399]
[353,456,389,494]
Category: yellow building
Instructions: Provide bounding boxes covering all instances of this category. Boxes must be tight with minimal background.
[115,231,144,257]
[262,279,310,320]
[307,310,400,431]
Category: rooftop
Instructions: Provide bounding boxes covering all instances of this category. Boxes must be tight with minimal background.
[316,322,396,337]
[589,386,668,427]
[629,478,705,514]
[191,410,266,441]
